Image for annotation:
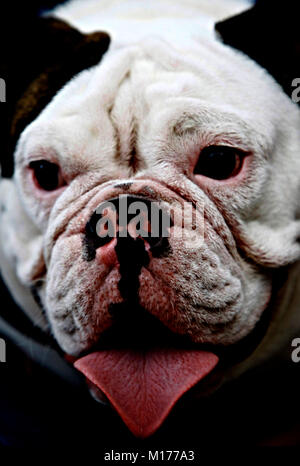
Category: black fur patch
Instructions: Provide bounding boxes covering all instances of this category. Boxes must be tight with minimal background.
[0,15,110,177]
[215,0,300,101]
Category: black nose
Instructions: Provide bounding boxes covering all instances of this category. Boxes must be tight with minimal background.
[85,195,172,253]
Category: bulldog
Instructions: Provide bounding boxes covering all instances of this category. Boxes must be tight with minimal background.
[0,0,300,444]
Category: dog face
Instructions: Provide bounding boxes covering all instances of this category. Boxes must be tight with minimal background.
[1,0,300,439]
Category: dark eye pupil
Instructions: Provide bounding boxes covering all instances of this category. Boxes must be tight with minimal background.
[29,160,60,191]
[194,146,240,180]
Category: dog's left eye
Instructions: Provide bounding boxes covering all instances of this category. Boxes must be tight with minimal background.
[194,145,244,180]
[29,160,65,191]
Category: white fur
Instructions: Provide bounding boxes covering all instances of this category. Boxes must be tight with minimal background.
[0,0,299,381]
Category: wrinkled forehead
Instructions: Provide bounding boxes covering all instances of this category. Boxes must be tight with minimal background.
[19,34,287,153]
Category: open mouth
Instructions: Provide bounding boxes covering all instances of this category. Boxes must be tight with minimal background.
[73,305,219,439]
[75,347,218,438]
[72,281,275,439]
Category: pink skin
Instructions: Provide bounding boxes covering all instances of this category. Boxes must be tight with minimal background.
[96,238,119,268]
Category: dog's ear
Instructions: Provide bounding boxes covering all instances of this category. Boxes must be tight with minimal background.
[0,17,110,177]
[215,0,300,103]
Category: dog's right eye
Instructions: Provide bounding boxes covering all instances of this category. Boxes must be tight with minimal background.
[29,160,65,191]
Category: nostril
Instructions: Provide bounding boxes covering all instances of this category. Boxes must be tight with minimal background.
[85,198,120,249]
[85,212,115,249]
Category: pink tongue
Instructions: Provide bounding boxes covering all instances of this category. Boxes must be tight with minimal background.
[74,349,218,438]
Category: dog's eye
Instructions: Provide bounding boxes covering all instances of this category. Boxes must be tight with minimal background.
[29,160,65,191]
[194,145,244,180]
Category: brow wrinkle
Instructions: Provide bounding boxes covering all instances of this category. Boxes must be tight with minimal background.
[108,104,121,162]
